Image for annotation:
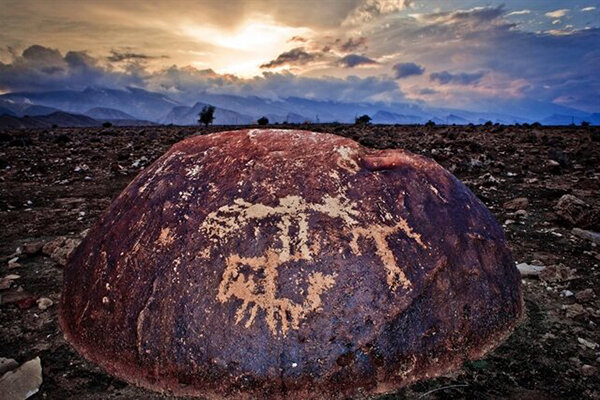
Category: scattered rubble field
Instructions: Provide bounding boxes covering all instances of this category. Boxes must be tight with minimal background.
[1,124,599,399]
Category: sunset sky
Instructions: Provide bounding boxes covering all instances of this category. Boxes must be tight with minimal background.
[0,0,599,112]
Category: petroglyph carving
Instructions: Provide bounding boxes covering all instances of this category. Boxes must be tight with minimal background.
[200,194,426,335]
[201,195,357,335]
[350,220,426,290]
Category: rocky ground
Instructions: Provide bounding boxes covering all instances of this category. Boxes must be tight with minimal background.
[0,124,599,399]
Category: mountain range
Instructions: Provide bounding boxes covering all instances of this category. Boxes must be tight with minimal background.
[0,86,598,128]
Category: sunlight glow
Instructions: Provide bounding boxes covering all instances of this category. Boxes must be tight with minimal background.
[179,19,311,77]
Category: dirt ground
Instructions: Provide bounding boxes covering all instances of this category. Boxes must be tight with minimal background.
[1,124,599,399]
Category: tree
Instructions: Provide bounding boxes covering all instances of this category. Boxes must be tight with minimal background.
[581,121,590,127]
[198,105,216,127]
[257,116,269,126]
[355,114,371,125]
[424,120,436,127]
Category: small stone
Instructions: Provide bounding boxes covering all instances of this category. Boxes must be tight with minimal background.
[571,228,600,245]
[515,209,528,218]
[22,242,44,255]
[516,263,545,277]
[540,264,576,283]
[554,194,598,228]
[42,236,81,267]
[42,237,66,256]
[36,297,53,311]
[0,357,19,376]
[0,356,42,400]
[0,275,20,290]
[581,364,597,377]
[575,288,595,303]
[564,303,585,319]
[561,290,574,297]
[7,258,21,269]
[577,337,599,349]
[503,197,529,210]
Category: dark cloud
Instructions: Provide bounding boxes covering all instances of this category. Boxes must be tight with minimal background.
[0,44,405,103]
[21,45,63,64]
[338,36,368,52]
[393,62,425,78]
[429,70,486,85]
[0,45,143,92]
[418,88,437,95]
[338,54,377,68]
[107,50,167,62]
[288,36,307,43]
[260,47,319,69]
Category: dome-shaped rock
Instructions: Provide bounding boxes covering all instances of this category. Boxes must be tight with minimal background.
[59,129,523,399]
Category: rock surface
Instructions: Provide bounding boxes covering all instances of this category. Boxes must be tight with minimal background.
[0,357,42,400]
[59,129,522,399]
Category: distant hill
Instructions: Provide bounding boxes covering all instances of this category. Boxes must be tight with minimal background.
[541,113,600,126]
[371,110,423,124]
[85,107,136,120]
[0,111,101,129]
[161,102,254,125]
[0,86,597,126]
[0,110,159,129]
[1,87,181,121]
[0,107,17,117]
[445,114,470,124]
[21,105,60,116]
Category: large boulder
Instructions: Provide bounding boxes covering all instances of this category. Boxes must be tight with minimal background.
[59,129,522,399]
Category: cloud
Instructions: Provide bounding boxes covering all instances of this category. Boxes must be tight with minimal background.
[0,44,405,103]
[107,50,167,62]
[260,47,319,69]
[338,54,377,68]
[581,7,596,12]
[0,45,143,92]
[393,62,425,78]
[411,6,505,26]
[545,9,569,18]
[288,36,307,43]
[430,70,486,85]
[344,0,412,26]
[338,37,368,52]
[506,10,531,16]
[148,67,404,103]
[418,88,437,95]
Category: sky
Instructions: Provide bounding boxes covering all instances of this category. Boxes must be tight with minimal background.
[0,0,599,112]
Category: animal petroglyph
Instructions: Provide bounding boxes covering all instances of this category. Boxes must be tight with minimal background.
[349,220,426,290]
[217,250,336,335]
[200,194,427,335]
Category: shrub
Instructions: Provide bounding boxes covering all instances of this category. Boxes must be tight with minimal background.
[424,120,436,127]
[198,105,216,127]
[257,116,269,126]
[102,121,113,128]
[355,115,371,125]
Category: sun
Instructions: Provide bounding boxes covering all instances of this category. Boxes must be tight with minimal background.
[180,18,311,77]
